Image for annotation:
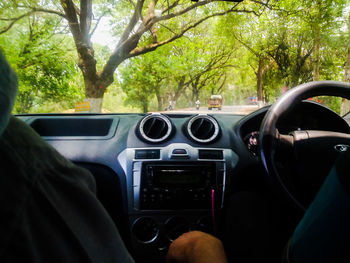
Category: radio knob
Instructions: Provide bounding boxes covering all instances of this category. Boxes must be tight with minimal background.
[132,217,159,243]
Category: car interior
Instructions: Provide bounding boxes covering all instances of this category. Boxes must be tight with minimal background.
[13,81,350,262]
[2,0,350,261]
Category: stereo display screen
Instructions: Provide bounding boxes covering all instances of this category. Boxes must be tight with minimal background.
[150,165,211,187]
[156,170,201,185]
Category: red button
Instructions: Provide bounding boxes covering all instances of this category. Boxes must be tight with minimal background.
[173,149,187,154]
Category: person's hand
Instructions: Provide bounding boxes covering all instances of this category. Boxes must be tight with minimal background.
[166,231,228,263]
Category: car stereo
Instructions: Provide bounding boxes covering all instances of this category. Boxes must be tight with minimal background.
[140,162,222,210]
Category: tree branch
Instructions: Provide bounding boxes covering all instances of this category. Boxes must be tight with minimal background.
[13,5,67,18]
[233,33,259,57]
[0,8,67,34]
[262,59,274,75]
[60,0,82,42]
[250,0,298,14]
[0,11,33,34]
[249,64,257,75]
[129,7,243,58]
[143,0,159,26]
[153,0,252,24]
[103,0,260,82]
[156,0,212,23]
[218,74,227,93]
[31,7,67,18]
[117,0,145,47]
[158,23,176,35]
[249,0,271,9]
[162,0,180,15]
[80,0,92,41]
[128,0,137,9]
[89,13,105,37]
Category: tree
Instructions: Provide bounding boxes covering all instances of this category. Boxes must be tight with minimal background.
[268,29,314,88]
[119,60,155,112]
[228,13,276,103]
[301,0,346,81]
[1,0,269,112]
[118,33,234,112]
[215,0,348,105]
[0,14,83,113]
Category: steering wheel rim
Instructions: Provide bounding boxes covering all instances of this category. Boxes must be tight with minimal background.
[259,81,350,211]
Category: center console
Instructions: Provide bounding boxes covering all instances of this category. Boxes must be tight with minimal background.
[118,143,238,259]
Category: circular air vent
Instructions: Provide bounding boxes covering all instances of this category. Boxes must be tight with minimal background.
[187,115,220,143]
[138,113,173,143]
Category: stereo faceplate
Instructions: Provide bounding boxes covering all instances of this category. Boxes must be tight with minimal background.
[140,162,221,210]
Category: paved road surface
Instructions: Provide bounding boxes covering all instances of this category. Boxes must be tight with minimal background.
[162,105,261,115]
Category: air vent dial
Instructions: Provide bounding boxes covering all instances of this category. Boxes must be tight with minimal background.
[138,113,173,143]
[187,115,220,143]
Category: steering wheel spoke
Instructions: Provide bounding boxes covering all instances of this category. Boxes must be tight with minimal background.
[290,130,350,159]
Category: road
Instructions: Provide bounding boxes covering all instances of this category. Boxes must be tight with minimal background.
[162,105,261,115]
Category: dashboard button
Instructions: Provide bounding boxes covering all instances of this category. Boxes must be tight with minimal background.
[135,149,160,159]
[172,149,187,154]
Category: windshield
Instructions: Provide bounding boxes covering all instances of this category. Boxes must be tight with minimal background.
[1,0,350,116]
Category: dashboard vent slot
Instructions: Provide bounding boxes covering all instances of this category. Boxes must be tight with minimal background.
[187,115,220,143]
[198,150,223,160]
[30,118,113,137]
[138,114,173,143]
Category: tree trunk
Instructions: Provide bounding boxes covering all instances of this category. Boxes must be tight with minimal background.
[195,92,199,101]
[191,87,199,105]
[142,102,148,113]
[190,77,201,106]
[313,25,321,81]
[155,88,163,111]
[83,74,107,112]
[257,58,264,102]
[173,77,186,102]
[183,91,192,107]
[341,11,350,116]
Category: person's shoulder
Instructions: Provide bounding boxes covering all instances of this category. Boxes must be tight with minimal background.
[1,116,97,193]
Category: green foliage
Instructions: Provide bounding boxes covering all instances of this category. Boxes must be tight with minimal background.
[103,84,140,113]
[118,55,157,113]
[1,0,350,114]
[313,96,342,114]
[119,30,236,112]
[214,0,348,103]
[0,14,84,113]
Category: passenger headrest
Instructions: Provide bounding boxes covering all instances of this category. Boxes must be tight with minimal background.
[0,50,18,137]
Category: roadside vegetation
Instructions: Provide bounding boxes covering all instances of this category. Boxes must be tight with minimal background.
[1,0,350,114]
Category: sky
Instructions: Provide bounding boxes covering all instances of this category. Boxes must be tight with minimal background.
[91,17,116,50]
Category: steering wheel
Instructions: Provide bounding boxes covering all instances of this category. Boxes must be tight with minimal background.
[259,81,350,211]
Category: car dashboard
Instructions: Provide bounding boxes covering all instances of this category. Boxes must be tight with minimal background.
[16,100,350,262]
